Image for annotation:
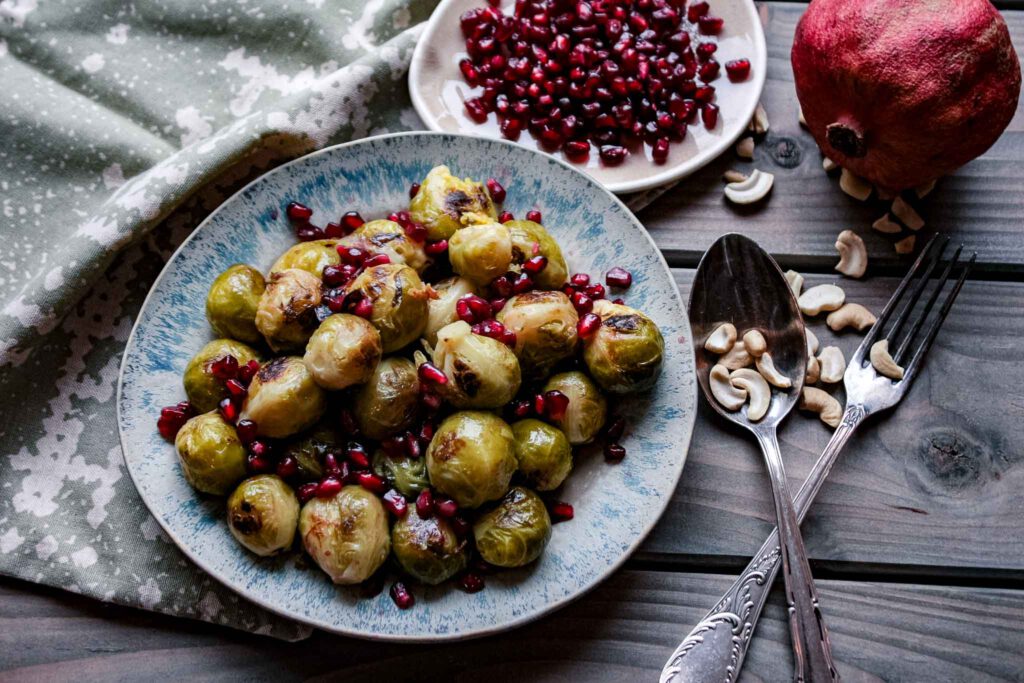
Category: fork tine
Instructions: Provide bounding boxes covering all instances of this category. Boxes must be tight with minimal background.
[883,236,949,348]
[901,253,975,382]
[893,245,963,363]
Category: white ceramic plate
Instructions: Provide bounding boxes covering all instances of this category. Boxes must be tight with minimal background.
[409,0,767,194]
[117,132,696,641]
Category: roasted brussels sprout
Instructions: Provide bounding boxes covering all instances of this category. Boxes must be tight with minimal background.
[205,264,266,343]
[343,264,429,353]
[583,299,665,394]
[352,357,419,440]
[342,219,427,273]
[542,371,607,445]
[409,165,497,240]
[425,321,520,408]
[269,239,341,277]
[227,475,299,556]
[511,419,572,491]
[281,422,341,482]
[303,314,382,390]
[448,222,513,285]
[183,339,261,412]
[174,411,248,495]
[392,507,468,585]
[255,268,323,352]
[505,220,568,290]
[424,276,476,346]
[426,411,517,508]
[496,291,579,378]
[299,486,390,585]
[239,356,327,438]
[473,486,552,568]
[372,449,430,498]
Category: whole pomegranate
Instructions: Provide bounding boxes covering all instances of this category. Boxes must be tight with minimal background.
[792,0,1021,191]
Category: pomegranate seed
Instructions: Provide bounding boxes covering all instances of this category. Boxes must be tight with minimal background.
[550,501,575,523]
[489,297,507,314]
[338,246,367,265]
[390,582,415,609]
[323,452,342,476]
[409,182,421,198]
[511,399,532,418]
[613,297,625,304]
[357,471,388,495]
[698,15,724,35]
[512,272,534,293]
[286,202,313,221]
[347,442,370,469]
[544,390,570,421]
[564,140,590,160]
[297,482,318,503]
[451,514,472,537]
[492,275,514,297]
[584,283,606,299]
[418,362,449,386]
[687,1,710,21]
[486,178,507,203]
[340,211,365,233]
[323,291,346,313]
[456,298,476,324]
[458,572,485,593]
[276,456,298,479]
[425,239,448,255]
[465,97,488,123]
[352,298,374,319]
[570,272,590,288]
[524,210,543,223]
[725,58,751,81]
[599,145,627,165]
[523,255,548,274]
[210,354,239,380]
[605,266,633,288]
[296,224,323,242]
[577,312,602,338]
[363,253,391,267]
[383,489,408,517]
[571,290,593,313]
[420,390,443,411]
[246,452,272,474]
[500,329,517,347]
[434,496,458,518]
[381,433,406,456]
[405,431,422,459]
[533,392,547,416]
[235,419,258,444]
[699,59,720,82]
[225,379,247,399]
[419,421,435,443]
[463,294,492,320]
[317,477,343,498]
[498,210,514,223]
[324,222,344,238]
[218,397,238,423]
[322,264,350,287]
[406,222,428,243]
[604,416,626,442]
[238,360,259,384]
[702,102,719,129]
[652,137,670,164]
[695,85,716,104]
[416,489,434,519]
[157,412,187,441]
[605,442,627,461]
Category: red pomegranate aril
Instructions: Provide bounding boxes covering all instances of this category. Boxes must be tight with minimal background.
[218,397,238,423]
[340,211,365,233]
[464,294,492,319]
[570,272,591,288]
[455,298,476,324]
[390,582,415,609]
[323,452,342,476]
[725,58,750,81]
[425,239,448,255]
[652,137,671,163]
[543,390,570,421]
[352,298,374,319]
[323,221,344,238]
[604,416,626,443]
[549,501,575,523]
[225,379,247,399]
[500,329,517,347]
[512,272,534,293]
[605,442,627,461]
[246,452,272,474]
[297,482,318,503]
[357,472,388,495]
[286,202,313,221]
[156,413,186,441]
[409,182,421,198]
[383,489,408,517]
[322,264,350,287]
[346,443,370,468]
[571,290,593,314]
[526,209,543,223]
[276,456,298,479]
[695,42,717,60]
[478,319,506,339]
[613,297,625,304]
[296,224,324,242]
[248,439,270,458]
[606,266,633,288]
[486,177,507,203]
[460,58,480,86]
[363,253,391,268]
[533,392,547,416]
[405,431,422,459]
[458,572,485,593]
[416,489,434,519]
[317,477,343,498]
[210,354,239,380]
[465,97,489,123]
[511,399,532,418]
[600,145,627,165]
[702,102,719,129]
[421,389,443,411]
[235,419,258,444]
[498,210,514,223]
[492,274,514,297]
[489,297,507,314]
[338,245,367,265]
[523,255,548,274]
[323,291,346,313]
[698,15,723,34]
[699,59,720,82]
[238,359,259,384]
[418,362,449,386]
[405,222,428,243]
[694,85,716,103]
[433,496,458,518]
[577,312,602,338]
[564,140,590,160]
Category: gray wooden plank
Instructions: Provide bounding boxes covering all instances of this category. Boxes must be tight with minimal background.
[1,573,1021,682]
[639,4,1024,274]
[636,269,1024,573]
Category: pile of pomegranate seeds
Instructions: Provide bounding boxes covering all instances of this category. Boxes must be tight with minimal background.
[458,0,747,165]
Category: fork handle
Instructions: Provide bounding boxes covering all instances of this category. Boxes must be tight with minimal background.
[659,406,866,683]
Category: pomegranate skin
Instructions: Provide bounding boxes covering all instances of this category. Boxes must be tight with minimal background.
[792,0,1021,191]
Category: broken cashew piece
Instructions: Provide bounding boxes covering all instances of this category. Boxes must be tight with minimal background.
[915,179,937,199]
[720,339,753,370]
[839,168,872,201]
[823,157,838,173]
[704,323,737,354]
[785,270,804,297]
[755,352,792,389]
[723,169,749,184]
[805,355,821,384]
[798,284,846,316]
[748,103,769,136]
[730,368,771,422]
[826,303,877,332]
[894,235,916,255]
[710,363,747,411]
[800,387,843,428]
[805,328,820,356]
[724,169,774,205]
[872,214,902,235]
[817,346,846,384]
[742,329,767,358]
[892,196,925,231]
[835,229,868,278]
[735,137,755,160]
[869,339,905,380]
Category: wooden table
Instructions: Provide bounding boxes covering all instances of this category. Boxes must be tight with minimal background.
[3,3,1023,681]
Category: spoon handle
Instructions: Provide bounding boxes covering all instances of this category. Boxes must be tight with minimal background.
[660,409,864,683]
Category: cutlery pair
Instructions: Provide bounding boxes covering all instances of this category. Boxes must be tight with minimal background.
[663,234,972,683]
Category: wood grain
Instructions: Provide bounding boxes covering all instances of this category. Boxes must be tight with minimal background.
[638,4,1024,274]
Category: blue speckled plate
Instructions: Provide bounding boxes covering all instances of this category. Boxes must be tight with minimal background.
[117,132,696,641]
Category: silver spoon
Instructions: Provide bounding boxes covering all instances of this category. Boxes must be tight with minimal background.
[676,233,838,683]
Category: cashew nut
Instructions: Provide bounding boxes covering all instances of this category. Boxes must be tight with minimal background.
[891,196,924,231]
[785,270,804,297]
[748,103,769,136]
[800,387,843,428]
[742,329,767,358]
[894,235,916,255]
[735,137,755,160]
[806,354,821,384]
[730,368,771,421]
[724,169,774,205]
[869,339,905,380]
[798,284,846,316]
[709,363,747,411]
[839,168,872,201]
[817,346,846,384]
[720,339,753,370]
[915,179,937,199]
[823,157,838,173]
[704,323,737,354]
[835,229,868,278]
[806,328,820,356]
[723,169,749,184]
[755,352,792,389]
[826,303,877,332]
[872,214,902,235]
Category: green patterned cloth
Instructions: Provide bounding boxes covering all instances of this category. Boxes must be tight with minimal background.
[0,0,439,640]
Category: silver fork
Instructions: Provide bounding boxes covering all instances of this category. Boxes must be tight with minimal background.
[660,235,975,683]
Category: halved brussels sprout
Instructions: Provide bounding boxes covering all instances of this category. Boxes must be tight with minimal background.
[448,222,512,285]
[473,486,552,568]
[424,276,476,346]
[424,321,520,408]
[505,220,568,290]
[303,314,382,390]
[175,411,248,495]
[583,299,664,394]
[352,357,419,440]
[542,371,607,445]
[342,219,427,273]
[239,356,327,438]
[496,290,579,378]
[255,268,323,352]
[409,165,498,240]
[343,264,429,353]
[183,339,261,413]
[205,264,266,343]
[392,507,468,585]
[281,421,341,482]
[372,448,430,498]
[299,486,390,585]
[426,411,517,508]
[269,239,341,277]
[227,474,299,556]
[511,419,572,491]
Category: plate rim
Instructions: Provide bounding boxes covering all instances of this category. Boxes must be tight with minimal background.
[116,130,697,642]
[408,0,769,194]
